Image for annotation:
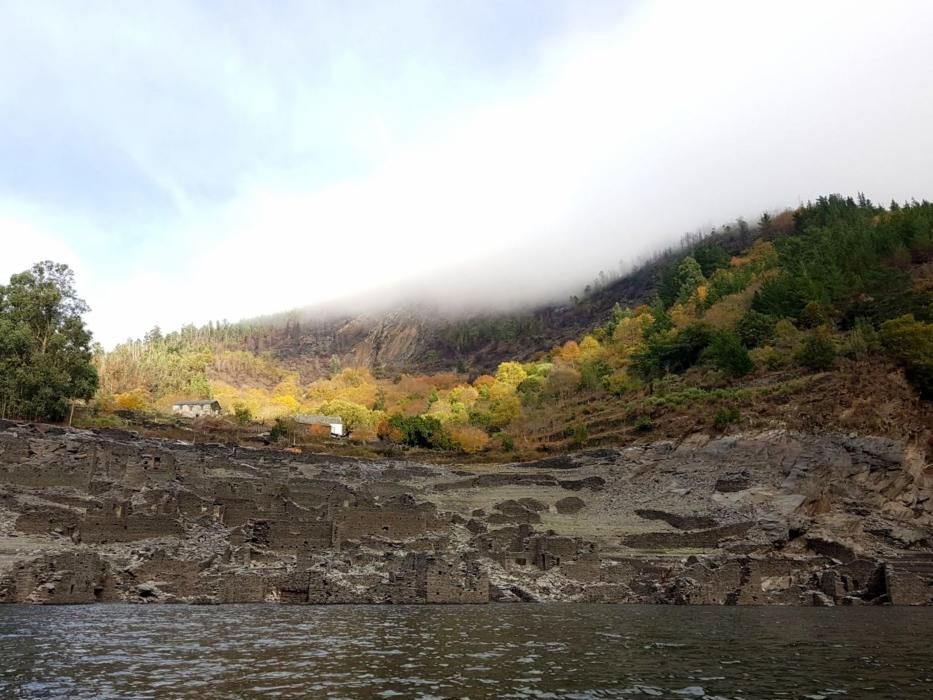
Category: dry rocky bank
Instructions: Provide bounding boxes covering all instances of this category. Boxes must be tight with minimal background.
[1,419,931,606]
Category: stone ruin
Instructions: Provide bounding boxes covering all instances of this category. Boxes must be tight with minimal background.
[1,420,932,606]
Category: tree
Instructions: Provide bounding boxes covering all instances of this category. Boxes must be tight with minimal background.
[751,274,810,319]
[486,382,522,428]
[447,425,489,453]
[545,363,581,398]
[676,257,706,304]
[0,261,98,420]
[144,326,163,344]
[692,245,730,277]
[316,399,375,434]
[656,256,709,309]
[516,375,546,406]
[495,361,528,386]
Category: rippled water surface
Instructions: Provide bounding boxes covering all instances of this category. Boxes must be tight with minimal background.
[2,604,932,699]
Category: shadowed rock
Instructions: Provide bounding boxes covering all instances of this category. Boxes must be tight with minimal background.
[555,496,586,514]
[635,509,719,530]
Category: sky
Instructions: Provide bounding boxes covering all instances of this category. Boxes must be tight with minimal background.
[2,0,933,347]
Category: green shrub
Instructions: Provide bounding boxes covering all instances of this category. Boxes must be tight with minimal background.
[737,310,777,348]
[840,318,880,359]
[713,406,740,430]
[579,358,612,390]
[633,324,712,380]
[570,424,589,447]
[604,369,640,396]
[269,417,288,442]
[796,332,836,371]
[75,413,127,429]
[516,375,545,406]
[879,314,933,397]
[632,415,654,432]
[387,414,452,449]
[233,404,253,425]
[749,345,786,370]
[651,373,686,397]
[468,409,493,430]
[799,301,836,328]
[704,330,754,377]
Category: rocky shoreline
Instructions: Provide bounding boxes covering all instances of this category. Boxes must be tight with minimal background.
[1,420,931,606]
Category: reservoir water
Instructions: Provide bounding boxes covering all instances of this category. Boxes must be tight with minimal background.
[1,604,931,699]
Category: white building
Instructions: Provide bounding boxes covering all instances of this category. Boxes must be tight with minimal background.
[171,400,222,418]
[294,414,345,438]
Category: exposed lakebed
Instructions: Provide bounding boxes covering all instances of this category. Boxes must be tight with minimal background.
[5,423,932,607]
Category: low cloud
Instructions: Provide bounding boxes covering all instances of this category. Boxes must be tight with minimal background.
[2,1,932,347]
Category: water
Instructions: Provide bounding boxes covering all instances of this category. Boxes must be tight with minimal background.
[1,605,931,699]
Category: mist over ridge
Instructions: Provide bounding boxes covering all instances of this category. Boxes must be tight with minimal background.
[2,2,932,346]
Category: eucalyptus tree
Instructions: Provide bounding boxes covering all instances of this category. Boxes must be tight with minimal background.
[0,261,98,421]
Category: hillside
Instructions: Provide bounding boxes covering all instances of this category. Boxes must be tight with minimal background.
[90,194,932,462]
[234,255,674,378]
[106,209,785,383]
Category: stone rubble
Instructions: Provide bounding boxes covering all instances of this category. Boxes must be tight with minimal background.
[0,419,931,605]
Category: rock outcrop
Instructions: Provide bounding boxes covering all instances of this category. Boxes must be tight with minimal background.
[1,421,931,605]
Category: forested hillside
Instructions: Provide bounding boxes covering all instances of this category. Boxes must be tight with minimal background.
[86,194,932,456]
[100,208,789,385]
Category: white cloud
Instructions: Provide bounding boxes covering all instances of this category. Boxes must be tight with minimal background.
[0,204,90,283]
[3,1,933,347]
[1,218,81,279]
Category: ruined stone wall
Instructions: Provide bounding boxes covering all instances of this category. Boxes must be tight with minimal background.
[218,574,267,603]
[2,552,113,604]
[1,422,931,606]
[425,559,489,603]
[244,519,334,551]
[80,506,184,543]
[334,498,441,541]
[14,505,81,537]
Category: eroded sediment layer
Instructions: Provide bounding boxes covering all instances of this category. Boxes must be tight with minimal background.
[1,420,931,605]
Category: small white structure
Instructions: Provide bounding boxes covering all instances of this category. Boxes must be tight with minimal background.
[172,400,222,418]
[294,414,345,438]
